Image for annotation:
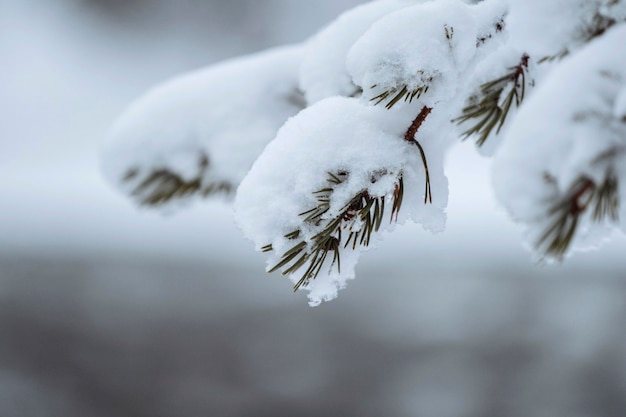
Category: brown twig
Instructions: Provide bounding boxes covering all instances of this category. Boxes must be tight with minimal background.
[404,106,433,204]
[568,178,595,215]
[454,54,530,146]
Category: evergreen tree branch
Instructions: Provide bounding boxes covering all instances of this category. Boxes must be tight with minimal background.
[263,171,404,291]
[476,19,505,47]
[538,11,618,63]
[536,172,619,259]
[537,49,569,64]
[264,106,434,289]
[454,54,530,146]
[123,155,233,206]
[369,71,433,109]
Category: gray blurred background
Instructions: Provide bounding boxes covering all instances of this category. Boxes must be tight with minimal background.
[1,1,625,416]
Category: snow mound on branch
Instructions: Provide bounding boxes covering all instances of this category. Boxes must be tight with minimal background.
[347,0,508,106]
[299,0,423,104]
[506,0,626,58]
[235,97,446,305]
[100,45,305,210]
[234,0,514,305]
[492,24,626,259]
[601,0,626,21]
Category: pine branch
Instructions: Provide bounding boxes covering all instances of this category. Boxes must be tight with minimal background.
[592,173,619,222]
[370,18,505,111]
[580,11,617,45]
[369,71,433,109]
[263,171,403,291]
[263,106,434,290]
[123,155,232,206]
[454,54,530,146]
[536,173,619,259]
[538,12,617,63]
[476,19,505,47]
[537,49,569,64]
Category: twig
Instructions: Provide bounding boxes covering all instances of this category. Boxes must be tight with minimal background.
[404,106,433,204]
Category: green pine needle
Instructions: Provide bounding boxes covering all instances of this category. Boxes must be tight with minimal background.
[454,54,530,146]
[263,171,405,291]
[128,169,232,206]
[536,174,619,259]
[537,49,569,64]
[370,73,433,110]
[123,155,231,206]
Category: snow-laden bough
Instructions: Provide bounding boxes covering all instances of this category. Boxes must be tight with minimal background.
[101,45,305,210]
[101,0,626,305]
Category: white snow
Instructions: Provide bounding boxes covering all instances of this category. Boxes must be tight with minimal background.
[90,0,626,304]
[299,0,422,104]
[347,0,507,106]
[506,0,626,58]
[601,0,626,21]
[101,45,305,209]
[234,0,513,304]
[492,24,626,259]
[234,97,414,305]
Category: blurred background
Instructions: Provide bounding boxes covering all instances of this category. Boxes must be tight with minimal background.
[1,1,625,416]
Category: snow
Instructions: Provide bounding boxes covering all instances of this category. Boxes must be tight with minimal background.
[347,0,507,106]
[101,45,305,209]
[238,0,511,304]
[601,0,626,21]
[492,24,626,259]
[505,0,626,61]
[299,0,421,104]
[506,0,611,58]
[235,97,417,305]
[3,3,626,414]
[89,0,626,304]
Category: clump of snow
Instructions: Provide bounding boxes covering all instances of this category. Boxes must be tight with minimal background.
[101,0,626,305]
[235,97,448,305]
[299,0,421,104]
[601,0,626,21]
[492,24,626,259]
[506,0,625,59]
[100,45,305,209]
[347,0,508,106]
[236,0,513,304]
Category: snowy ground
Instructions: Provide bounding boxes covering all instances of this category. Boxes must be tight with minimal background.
[1,1,625,416]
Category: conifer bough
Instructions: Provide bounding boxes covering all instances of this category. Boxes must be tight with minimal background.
[101,0,626,305]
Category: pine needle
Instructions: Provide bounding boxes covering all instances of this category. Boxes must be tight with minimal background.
[454,54,530,146]
[370,72,433,109]
[263,171,404,290]
[536,174,620,259]
[124,154,231,206]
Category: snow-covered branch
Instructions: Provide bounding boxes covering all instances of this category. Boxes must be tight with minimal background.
[101,0,626,305]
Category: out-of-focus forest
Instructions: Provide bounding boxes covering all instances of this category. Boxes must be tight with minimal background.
[1,1,625,416]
